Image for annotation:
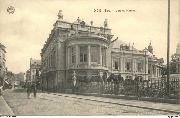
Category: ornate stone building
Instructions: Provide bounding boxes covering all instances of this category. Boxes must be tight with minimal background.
[145,42,164,80]
[40,10,115,91]
[40,11,165,91]
[111,45,148,80]
[0,43,6,88]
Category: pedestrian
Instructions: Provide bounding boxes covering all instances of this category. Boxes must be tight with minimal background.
[27,84,32,99]
[41,84,44,92]
[32,83,37,98]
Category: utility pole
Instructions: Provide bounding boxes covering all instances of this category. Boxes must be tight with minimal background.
[167,0,170,98]
[145,50,147,80]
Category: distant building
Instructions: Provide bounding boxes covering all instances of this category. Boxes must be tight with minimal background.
[30,58,41,83]
[14,72,25,86]
[174,43,180,73]
[171,43,180,74]
[0,43,7,88]
[26,69,31,82]
[6,71,14,86]
[145,42,164,80]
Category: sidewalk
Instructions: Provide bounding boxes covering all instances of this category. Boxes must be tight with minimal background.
[48,92,180,114]
[0,94,14,116]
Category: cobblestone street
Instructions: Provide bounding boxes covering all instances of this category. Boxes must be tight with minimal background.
[1,88,179,115]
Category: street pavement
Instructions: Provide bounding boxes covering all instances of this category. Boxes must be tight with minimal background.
[1,88,180,115]
[0,95,14,115]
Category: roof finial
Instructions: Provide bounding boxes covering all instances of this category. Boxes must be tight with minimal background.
[77,17,81,23]
[90,20,93,26]
[57,10,63,20]
[104,19,108,28]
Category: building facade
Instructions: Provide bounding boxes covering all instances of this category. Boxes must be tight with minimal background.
[30,58,41,83]
[0,43,6,89]
[26,69,31,82]
[144,42,164,80]
[111,45,148,80]
[41,10,115,91]
[40,11,165,92]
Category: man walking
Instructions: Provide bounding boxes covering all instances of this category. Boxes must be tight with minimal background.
[27,83,31,99]
[32,83,37,98]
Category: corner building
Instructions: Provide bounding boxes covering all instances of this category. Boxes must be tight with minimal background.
[40,11,114,92]
[41,11,164,92]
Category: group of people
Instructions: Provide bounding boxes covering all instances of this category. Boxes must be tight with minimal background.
[27,83,37,99]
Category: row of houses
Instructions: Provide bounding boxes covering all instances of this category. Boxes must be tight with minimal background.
[24,10,166,92]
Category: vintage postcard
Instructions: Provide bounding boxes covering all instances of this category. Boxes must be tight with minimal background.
[0,0,180,116]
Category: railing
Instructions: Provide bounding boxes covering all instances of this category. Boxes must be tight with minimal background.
[71,78,180,100]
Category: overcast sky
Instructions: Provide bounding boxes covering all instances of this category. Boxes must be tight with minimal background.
[0,0,179,74]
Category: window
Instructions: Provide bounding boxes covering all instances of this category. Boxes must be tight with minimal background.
[113,58,119,70]
[126,59,132,71]
[2,61,5,67]
[51,55,53,67]
[49,57,50,68]
[71,47,76,63]
[137,60,143,72]
[101,48,106,66]
[44,59,46,67]
[3,53,5,59]
[91,46,98,63]
[80,46,87,62]
[148,64,151,74]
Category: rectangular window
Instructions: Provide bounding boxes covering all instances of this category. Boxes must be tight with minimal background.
[71,47,75,63]
[126,59,132,72]
[113,58,119,70]
[51,55,52,67]
[137,60,143,72]
[53,51,56,67]
[91,46,98,63]
[101,48,106,66]
[80,46,87,62]
[49,57,50,68]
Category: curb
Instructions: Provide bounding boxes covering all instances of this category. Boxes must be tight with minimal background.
[79,93,179,104]
[50,92,180,114]
[0,95,15,116]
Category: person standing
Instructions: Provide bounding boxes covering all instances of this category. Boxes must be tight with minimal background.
[27,84,31,99]
[32,83,37,98]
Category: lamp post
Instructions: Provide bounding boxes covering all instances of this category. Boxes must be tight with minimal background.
[166,0,170,98]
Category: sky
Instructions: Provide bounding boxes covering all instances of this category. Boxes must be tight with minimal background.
[0,0,179,74]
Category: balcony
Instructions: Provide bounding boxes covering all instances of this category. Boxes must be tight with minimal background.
[68,63,108,70]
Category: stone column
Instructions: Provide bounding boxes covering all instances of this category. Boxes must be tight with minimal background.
[75,45,79,67]
[121,56,124,73]
[88,45,91,67]
[99,45,102,65]
[131,59,134,73]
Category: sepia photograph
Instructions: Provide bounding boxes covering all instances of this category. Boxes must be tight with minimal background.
[0,0,180,116]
